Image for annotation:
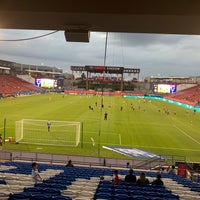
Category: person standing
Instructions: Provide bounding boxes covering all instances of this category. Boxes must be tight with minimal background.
[47,120,51,132]
[104,112,108,120]
[126,162,130,168]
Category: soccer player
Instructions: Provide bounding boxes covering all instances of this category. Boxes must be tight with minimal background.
[104,112,108,120]
[47,120,51,132]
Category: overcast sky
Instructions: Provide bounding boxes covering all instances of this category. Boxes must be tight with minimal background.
[0,29,200,79]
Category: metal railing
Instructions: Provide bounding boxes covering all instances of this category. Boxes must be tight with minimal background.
[0,150,168,170]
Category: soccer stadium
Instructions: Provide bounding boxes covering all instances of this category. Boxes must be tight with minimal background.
[0,1,200,200]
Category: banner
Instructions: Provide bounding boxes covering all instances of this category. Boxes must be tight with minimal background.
[177,163,187,178]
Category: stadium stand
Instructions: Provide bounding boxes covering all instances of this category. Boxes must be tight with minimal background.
[64,89,145,97]
[0,75,43,97]
[0,161,199,200]
[17,75,35,85]
[165,85,200,106]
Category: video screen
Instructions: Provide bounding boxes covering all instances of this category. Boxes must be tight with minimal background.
[35,78,57,88]
[153,84,176,94]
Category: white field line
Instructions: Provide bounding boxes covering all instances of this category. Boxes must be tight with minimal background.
[128,145,200,152]
[174,125,200,145]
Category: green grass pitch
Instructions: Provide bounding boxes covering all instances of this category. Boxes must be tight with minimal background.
[0,93,200,162]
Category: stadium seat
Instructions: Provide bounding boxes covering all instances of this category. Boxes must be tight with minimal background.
[52,196,72,200]
[148,197,163,200]
[42,188,61,196]
[94,192,112,200]
[24,187,41,193]
[113,193,130,200]
[0,179,6,184]
[8,192,31,200]
[3,161,199,200]
[30,194,52,200]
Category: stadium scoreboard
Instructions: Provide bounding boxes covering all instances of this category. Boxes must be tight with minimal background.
[71,65,140,74]
[85,65,124,73]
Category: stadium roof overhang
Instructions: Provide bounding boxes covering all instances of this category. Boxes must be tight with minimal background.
[0,66,11,70]
[1,0,200,42]
[25,69,62,75]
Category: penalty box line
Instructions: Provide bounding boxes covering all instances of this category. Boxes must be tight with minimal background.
[173,125,200,145]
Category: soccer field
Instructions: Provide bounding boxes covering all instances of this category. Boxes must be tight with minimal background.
[0,93,200,162]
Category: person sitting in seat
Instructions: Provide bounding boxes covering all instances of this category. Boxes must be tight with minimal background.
[31,162,43,183]
[125,168,137,183]
[113,169,119,185]
[66,160,74,167]
[151,174,164,186]
[137,172,149,185]
[168,165,176,175]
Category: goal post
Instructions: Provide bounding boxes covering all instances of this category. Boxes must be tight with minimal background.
[15,119,81,147]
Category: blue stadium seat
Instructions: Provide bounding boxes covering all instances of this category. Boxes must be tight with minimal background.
[52,196,72,200]
[94,192,112,200]
[130,190,144,196]
[42,188,61,196]
[30,194,52,200]
[24,187,41,193]
[162,193,179,199]
[8,192,31,200]
[132,196,150,200]
[113,193,130,200]
[149,197,163,200]
[97,187,112,193]
[0,179,6,184]
[2,161,187,200]
[113,188,128,195]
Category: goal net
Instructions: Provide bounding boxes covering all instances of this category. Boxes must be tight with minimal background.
[15,119,81,147]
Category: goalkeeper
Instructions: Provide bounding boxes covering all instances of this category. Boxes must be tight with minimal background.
[47,120,51,132]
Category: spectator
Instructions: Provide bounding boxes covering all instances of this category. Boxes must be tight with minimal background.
[66,160,74,167]
[126,162,130,168]
[125,169,137,183]
[160,167,167,174]
[151,174,164,186]
[168,165,176,175]
[103,158,106,166]
[113,169,119,185]
[31,162,43,183]
[137,172,149,185]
